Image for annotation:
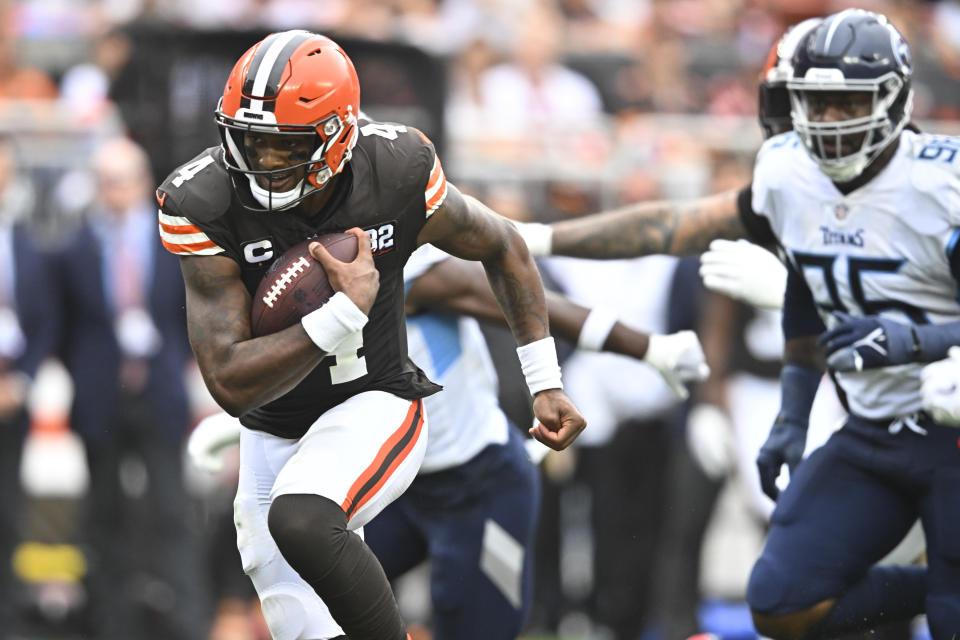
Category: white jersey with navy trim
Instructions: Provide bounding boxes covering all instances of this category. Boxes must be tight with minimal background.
[752,129,960,419]
[403,245,510,472]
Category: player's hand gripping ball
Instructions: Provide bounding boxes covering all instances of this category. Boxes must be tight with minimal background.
[250,233,359,336]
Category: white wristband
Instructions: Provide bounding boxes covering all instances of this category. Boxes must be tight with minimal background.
[577,308,618,351]
[300,292,369,353]
[514,222,553,257]
[516,337,563,395]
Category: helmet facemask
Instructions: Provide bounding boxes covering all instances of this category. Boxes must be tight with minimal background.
[216,104,357,212]
[788,71,912,183]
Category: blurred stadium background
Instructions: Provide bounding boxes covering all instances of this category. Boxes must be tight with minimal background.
[1,0,956,639]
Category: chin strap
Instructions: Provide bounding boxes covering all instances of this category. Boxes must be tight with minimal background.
[247,176,313,211]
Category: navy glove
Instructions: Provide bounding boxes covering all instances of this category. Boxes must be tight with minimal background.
[818,312,917,372]
[756,364,820,500]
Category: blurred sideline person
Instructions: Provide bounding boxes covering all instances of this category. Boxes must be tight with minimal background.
[539,248,690,638]
[0,136,61,638]
[156,31,586,640]
[188,242,709,640]
[57,137,208,639]
[518,10,960,638]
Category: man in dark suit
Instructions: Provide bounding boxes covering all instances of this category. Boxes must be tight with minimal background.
[56,137,208,640]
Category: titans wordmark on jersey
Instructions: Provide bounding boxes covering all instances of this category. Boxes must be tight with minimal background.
[156,118,444,439]
[751,129,960,420]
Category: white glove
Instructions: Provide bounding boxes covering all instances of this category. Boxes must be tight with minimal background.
[686,403,737,479]
[512,221,553,257]
[921,345,960,426]
[187,412,243,473]
[699,239,787,310]
[644,330,711,400]
[524,436,553,465]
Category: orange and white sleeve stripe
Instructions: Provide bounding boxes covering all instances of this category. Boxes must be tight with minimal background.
[158,210,224,256]
[424,154,448,218]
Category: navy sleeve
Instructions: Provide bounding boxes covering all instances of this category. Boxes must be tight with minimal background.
[946,227,960,284]
[736,185,778,248]
[782,260,826,339]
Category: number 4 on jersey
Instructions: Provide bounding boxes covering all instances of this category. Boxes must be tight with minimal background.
[172,155,216,187]
[360,122,407,140]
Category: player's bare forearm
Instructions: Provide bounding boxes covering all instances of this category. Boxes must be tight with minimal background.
[545,292,650,359]
[418,186,549,344]
[784,335,826,371]
[550,189,745,258]
[697,291,739,407]
[407,259,649,358]
[180,255,329,416]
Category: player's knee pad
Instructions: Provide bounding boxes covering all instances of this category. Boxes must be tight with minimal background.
[239,494,346,639]
[268,493,348,576]
[257,583,311,640]
[234,492,281,575]
[746,555,791,615]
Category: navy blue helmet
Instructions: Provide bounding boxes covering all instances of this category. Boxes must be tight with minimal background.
[788,9,913,182]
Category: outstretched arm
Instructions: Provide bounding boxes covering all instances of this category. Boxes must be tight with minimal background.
[405,255,708,398]
[521,188,748,258]
[418,185,586,449]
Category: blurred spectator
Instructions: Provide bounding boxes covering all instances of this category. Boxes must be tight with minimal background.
[912,0,960,121]
[56,137,208,640]
[539,221,682,638]
[445,35,500,140]
[0,135,61,638]
[559,0,650,54]
[463,1,604,160]
[614,37,696,113]
[59,28,132,124]
[0,35,56,101]
[256,0,347,31]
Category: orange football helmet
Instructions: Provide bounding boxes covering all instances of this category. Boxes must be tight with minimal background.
[215,30,360,211]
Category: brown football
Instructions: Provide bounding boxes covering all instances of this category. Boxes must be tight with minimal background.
[250,233,359,337]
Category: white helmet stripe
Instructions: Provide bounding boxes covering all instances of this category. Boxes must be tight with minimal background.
[248,30,309,112]
[822,9,858,52]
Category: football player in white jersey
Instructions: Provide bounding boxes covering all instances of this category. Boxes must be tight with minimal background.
[515,10,960,639]
[742,11,957,639]
[189,246,708,639]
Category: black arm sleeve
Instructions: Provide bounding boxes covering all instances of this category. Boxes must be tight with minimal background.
[782,261,826,340]
[736,185,778,248]
[947,228,960,284]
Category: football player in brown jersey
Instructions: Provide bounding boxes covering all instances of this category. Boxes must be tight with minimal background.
[156,31,586,640]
